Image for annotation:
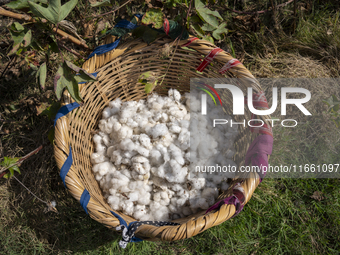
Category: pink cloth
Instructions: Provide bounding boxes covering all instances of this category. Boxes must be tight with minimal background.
[205,134,273,215]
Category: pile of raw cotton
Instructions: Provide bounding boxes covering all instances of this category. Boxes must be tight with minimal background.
[91,89,238,221]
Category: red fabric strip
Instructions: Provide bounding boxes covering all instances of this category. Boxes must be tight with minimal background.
[180,37,199,47]
[219,58,241,74]
[163,18,170,36]
[196,48,223,72]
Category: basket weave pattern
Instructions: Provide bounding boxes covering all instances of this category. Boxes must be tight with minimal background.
[54,36,268,241]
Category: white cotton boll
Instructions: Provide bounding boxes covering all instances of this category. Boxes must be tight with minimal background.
[128,181,137,191]
[190,178,206,190]
[119,138,135,151]
[136,145,150,157]
[126,118,139,128]
[153,192,161,202]
[122,201,134,215]
[93,134,102,145]
[108,196,120,210]
[161,133,173,147]
[102,107,112,119]
[169,125,181,134]
[117,125,133,140]
[121,157,131,165]
[153,206,170,221]
[97,161,113,176]
[149,124,168,139]
[173,89,181,101]
[151,102,163,111]
[95,143,106,154]
[180,119,190,129]
[161,113,168,122]
[109,98,122,114]
[95,173,103,181]
[91,153,107,164]
[132,156,149,163]
[149,150,163,166]
[140,214,152,221]
[119,185,131,193]
[138,192,151,205]
[111,150,122,165]
[128,191,139,202]
[101,134,111,147]
[168,204,178,213]
[168,88,174,98]
[139,134,152,149]
[112,120,122,132]
[133,205,146,220]
[131,170,143,181]
[133,163,146,175]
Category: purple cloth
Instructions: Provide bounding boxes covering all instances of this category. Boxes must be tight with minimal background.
[205,134,273,215]
[245,134,273,182]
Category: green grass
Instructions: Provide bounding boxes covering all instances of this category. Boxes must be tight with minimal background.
[1,0,340,254]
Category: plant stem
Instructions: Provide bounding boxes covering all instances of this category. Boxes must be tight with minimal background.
[55,24,64,63]
[0,145,43,174]
[12,175,48,205]
[91,0,134,19]
[60,42,85,60]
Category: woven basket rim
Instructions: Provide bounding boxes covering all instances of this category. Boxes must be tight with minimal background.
[54,35,269,242]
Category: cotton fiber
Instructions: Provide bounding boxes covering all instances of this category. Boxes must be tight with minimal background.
[91,88,238,221]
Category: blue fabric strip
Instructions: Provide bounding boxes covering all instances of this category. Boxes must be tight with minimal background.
[111,210,128,228]
[78,72,99,84]
[60,146,72,188]
[115,19,138,30]
[54,102,80,127]
[80,189,91,214]
[87,38,121,59]
[134,14,143,19]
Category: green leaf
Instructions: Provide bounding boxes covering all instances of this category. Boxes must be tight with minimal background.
[91,0,112,7]
[22,29,32,47]
[54,65,65,100]
[191,24,204,37]
[202,35,214,44]
[36,62,47,89]
[201,23,215,31]
[12,22,25,32]
[41,101,61,120]
[142,27,160,45]
[28,0,78,24]
[142,8,164,29]
[6,0,47,10]
[145,81,157,94]
[212,22,228,40]
[54,62,93,102]
[0,157,21,179]
[132,26,149,38]
[195,0,222,28]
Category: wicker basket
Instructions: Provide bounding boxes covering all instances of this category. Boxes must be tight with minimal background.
[54,35,270,242]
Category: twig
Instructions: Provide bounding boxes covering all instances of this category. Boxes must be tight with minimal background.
[12,175,48,204]
[54,24,64,63]
[226,0,294,15]
[0,7,89,49]
[0,145,43,174]
[0,55,16,79]
[157,0,193,89]
[60,42,85,60]
[91,0,134,19]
